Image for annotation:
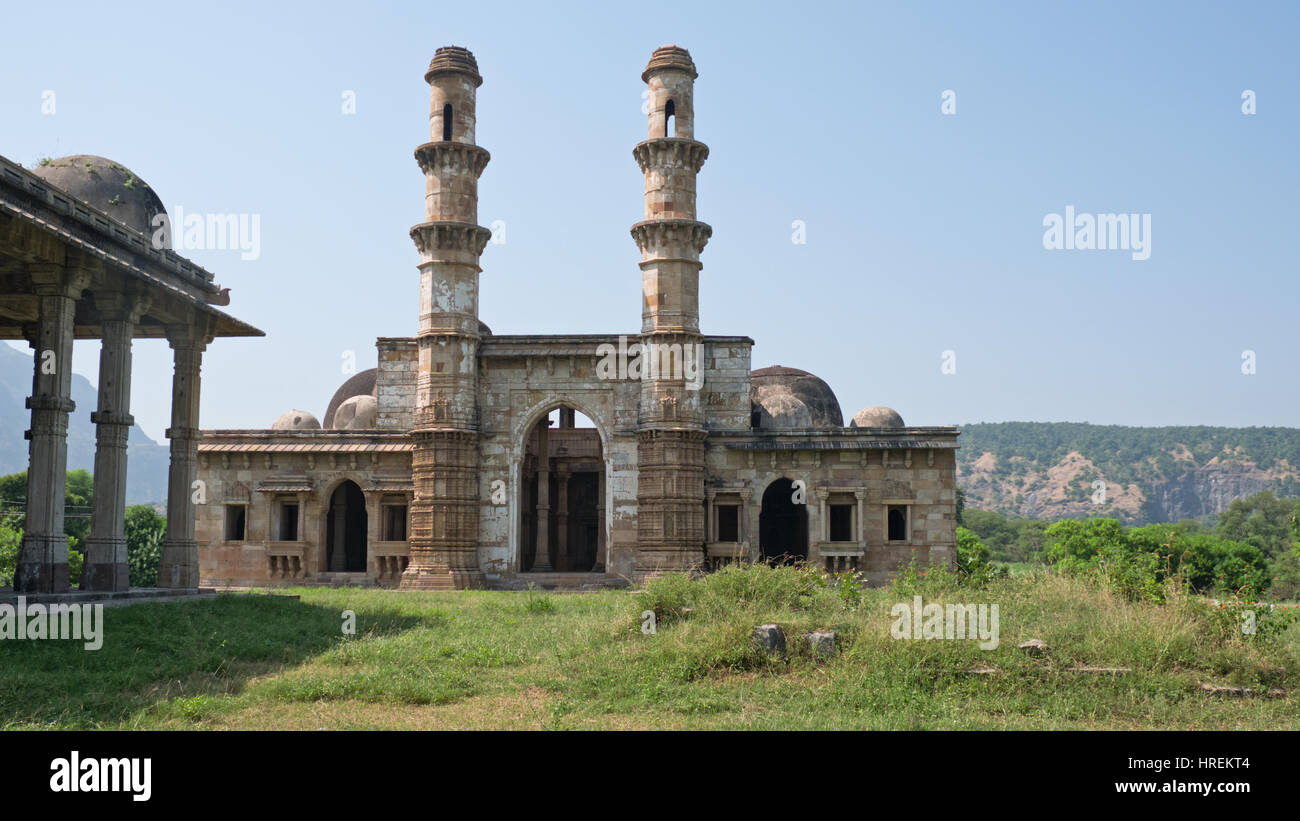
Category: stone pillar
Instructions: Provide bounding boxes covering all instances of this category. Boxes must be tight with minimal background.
[82,293,147,590]
[363,491,381,576]
[328,490,348,571]
[14,264,87,593]
[708,489,720,544]
[158,321,211,589]
[533,421,553,571]
[592,469,606,572]
[817,487,829,544]
[555,463,569,571]
[742,487,758,562]
[854,489,866,546]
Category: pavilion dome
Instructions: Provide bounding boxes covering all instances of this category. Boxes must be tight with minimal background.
[750,366,843,429]
[30,155,166,236]
[323,369,377,428]
[850,406,906,428]
[272,410,321,430]
[333,394,377,429]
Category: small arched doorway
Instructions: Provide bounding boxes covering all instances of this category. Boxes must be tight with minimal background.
[759,477,808,564]
[520,406,605,573]
[326,480,367,572]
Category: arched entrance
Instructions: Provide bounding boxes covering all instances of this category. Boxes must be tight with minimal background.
[519,406,605,572]
[759,477,808,563]
[326,480,367,572]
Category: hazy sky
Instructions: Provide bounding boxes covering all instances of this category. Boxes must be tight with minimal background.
[3,0,1296,441]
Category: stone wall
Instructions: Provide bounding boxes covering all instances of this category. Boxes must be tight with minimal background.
[196,437,413,588]
[376,337,417,430]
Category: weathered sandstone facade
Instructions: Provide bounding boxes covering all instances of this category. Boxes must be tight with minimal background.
[196,45,960,590]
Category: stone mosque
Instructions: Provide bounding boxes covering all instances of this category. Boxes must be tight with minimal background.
[195,45,960,590]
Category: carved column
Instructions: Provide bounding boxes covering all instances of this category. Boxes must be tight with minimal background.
[532,420,553,571]
[363,491,381,577]
[328,490,348,571]
[82,292,147,590]
[854,489,866,547]
[158,320,211,588]
[592,468,606,572]
[816,487,829,543]
[555,462,569,571]
[14,263,88,593]
[742,487,758,562]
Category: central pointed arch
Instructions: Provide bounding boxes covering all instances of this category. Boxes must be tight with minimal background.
[513,400,609,573]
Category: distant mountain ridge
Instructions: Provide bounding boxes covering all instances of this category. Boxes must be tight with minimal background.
[957,422,1300,523]
[0,343,169,504]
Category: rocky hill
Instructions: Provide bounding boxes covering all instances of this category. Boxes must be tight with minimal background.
[0,343,169,504]
[957,422,1300,523]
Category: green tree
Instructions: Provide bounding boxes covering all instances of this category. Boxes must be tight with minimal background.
[0,522,20,586]
[0,468,93,586]
[1215,491,1299,560]
[955,526,1002,585]
[125,505,166,587]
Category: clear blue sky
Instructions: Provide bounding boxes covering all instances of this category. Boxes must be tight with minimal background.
[3,0,1297,441]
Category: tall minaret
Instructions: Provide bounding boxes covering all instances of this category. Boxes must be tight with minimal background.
[400,46,491,590]
[631,45,711,574]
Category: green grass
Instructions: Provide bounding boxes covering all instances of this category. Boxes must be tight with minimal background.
[1,565,1296,729]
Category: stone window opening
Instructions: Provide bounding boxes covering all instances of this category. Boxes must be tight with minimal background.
[382,502,408,541]
[829,504,854,542]
[277,499,299,541]
[887,504,910,543]
[223,504,247,542]
[716,504,739,543]
[442,104,453,141]
[664,99,675,137]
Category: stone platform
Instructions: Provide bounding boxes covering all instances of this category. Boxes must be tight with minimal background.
[0,587,218,607]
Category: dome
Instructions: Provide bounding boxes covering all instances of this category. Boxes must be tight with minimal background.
[642,45,698,82]
[850,406,905,428]
[31,155,166,236]
[333,395,377,429]
[272,410,321,430]
[425,46,482,86]
[752,392,813,429]
[750,366,843,429]
[323,368,377,428]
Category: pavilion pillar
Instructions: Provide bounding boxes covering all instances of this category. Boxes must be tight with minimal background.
[158,321,211,589]
[14,264,87,593]
[82,293,147,590]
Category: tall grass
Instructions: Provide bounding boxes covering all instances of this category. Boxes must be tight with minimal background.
[0,565,1295,729]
